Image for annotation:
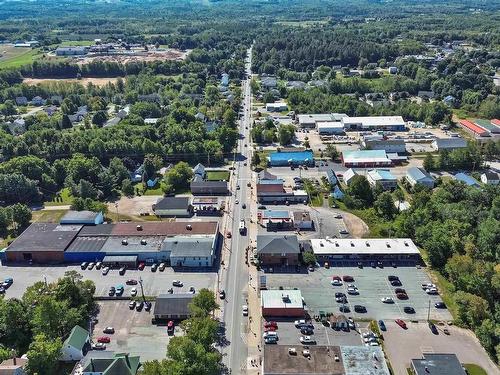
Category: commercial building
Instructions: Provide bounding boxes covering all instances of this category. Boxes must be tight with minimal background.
[266,102,288,112]
[191,197,223,216]
[261,289,304,317]
[361,135,406,153]
[258,169,277,181]
[458,119,489,137]
[342,116,406,131]
[55,46,88,56]
[257,179,286,194]
[431,137,467,151]
[61,325,90,362]
[190,179,228,195]
[153,294,194,322]
[269,151,314,167]
[258,210,293,231]
[341,150,392,168]
[316,121,344,135]
[297,113,348,128]
[60,210,104,226]
[406,167,435,188]
[256,234,300,266]
[410,354,466,375]
[0,357,27,375]
[163,236,216,267]
[310,238,420,266]
[293,211,313,230]
[152,197,192,217]
[366,169,397,190]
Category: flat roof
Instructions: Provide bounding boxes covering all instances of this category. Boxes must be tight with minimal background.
[342,150,391,163]
[101,236,164,253]
[316,121,343,128]
[154,294,194,316]
[411,354,466,375]
[66,236,108,253]
[60,210,100,223]
[269,151,314,162]
[163,236,215,258]
[111,222,218,236]
[341,346,390,375]
[259,210,290,219]
[261,289,303,309]
[367,169,396,181]
[342,116,405,126]
[263,345,344,375]
[7,223,81,253]
[310,238,420,255]
[102,255,137,263]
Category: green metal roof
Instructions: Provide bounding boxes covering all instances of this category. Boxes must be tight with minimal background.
[64,325,89,350]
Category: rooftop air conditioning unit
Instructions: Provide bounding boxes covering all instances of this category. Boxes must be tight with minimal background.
[186,224,192,230]
[140,239,147,245]
[122,239,128,245]
[136,225,143,231]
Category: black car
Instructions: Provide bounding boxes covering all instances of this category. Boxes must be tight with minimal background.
[434,302,446,309]
[151,263,158,272]
[258,205,267,209]
[136,301,144,311]
[395,288,406,294]
[335,292,346,298]
[300,327,314,335]
[81,262,88,270]
[403,306,415,314]
[354,305,367,313]
[357,262,363,268]
[242,203,246,209]
[119,267,126,275]
[388,275,399,282]
[339,305,350,313]
[108,287,115,296]
[429,322,438,335]
[391,280,402,286]
[219,290,226,299]
[144,301,152,311]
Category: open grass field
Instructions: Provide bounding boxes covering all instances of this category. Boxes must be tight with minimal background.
[43,188,74,207]
[31,209,69,223]
[463,364,488,375]
[206,170,230,181]
[0,46,42,69]
[24,77,119,87]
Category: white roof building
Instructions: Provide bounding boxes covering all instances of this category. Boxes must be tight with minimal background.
[342,116,406,131]
[316,121,344,135]
[310,238,420,257]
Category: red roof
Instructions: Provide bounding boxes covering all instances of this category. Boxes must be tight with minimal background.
[459,120,487,135]
[492,119,500,126]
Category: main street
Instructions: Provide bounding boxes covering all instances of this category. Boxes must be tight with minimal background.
[221,47,253,374]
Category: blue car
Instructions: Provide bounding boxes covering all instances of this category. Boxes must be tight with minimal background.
[378,320,386,331]
[4,278,13,284]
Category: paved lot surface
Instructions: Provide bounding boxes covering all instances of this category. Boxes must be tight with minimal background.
[264,320,363,347]
[382,321,500,375]
[0,264,216,298]
[263,266,452,321]
[93,300,173,361]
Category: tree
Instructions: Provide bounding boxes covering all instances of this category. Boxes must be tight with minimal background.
[92,110,108,127]
[278,124,295,145]
[164,162,194,193]
[10,203,32,231]
[60,114,73,129]
[61,98,77,115]
[423,153,435,171]
[188,289,219,318]
[143,154,163,180]
[476,319,498,359]
[374,191,396,219]
[325,144,339,161]
[302,252,316,266]
[109,157,130,184]
[121,179,134,197]
[454,291,490,328]
[0,100,17,116]
[346,175,373,208]
[25,334,62,375]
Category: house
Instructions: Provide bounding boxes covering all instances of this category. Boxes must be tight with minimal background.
[190,180,228,195]
[454,172,481,188]
[138,93,161,103]
[195,112,206,121]
[55,46,88,56]
[261,76,277,89]
[329,314,348,330]
[153,197,192,217]
[256,234,300,266]
[481,171,499,185]
[146,177,159,188]
[417,90,435,99]
[367,169,397,190]
[193,163,206,178]
[60,325,90,361]
[443,95,456,106]
[257,169,277,181]
[153,294,194,322]
[116,105,130,119]
[269,151,314,167]
[266,102,288,112]
[341,150,392,168]
[15,97,28,106]
[75,352,141,375]
[388,66,398,74]
[50,95,63,104]
[0,357,28,375]
[104,117,121,127]
[60,210,104,225]
[30,96,45,106]
[220,73,229,86]
[7,118,26,135]
[286,81,306,89]
[364,93,389,108]
[44,105,58,116]
[410,353,466,375]
[326,169,338,186]
[293,211,313,230]
[342,168,358,186]
[406,167,435,188]
[258,209,293,231]
[431,137,467,151]
[261,289,304,317]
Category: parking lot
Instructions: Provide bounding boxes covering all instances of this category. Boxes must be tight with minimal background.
[263,320,363,347]
[93,300,173,360]
[263,266,452,321]
[0,264,217,298]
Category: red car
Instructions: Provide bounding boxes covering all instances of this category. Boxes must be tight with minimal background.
[332,275,341,281]
[126,279,138,285]
[138,262,145,271]
[264,326,277,332]
[395,319,407,329]
[97,336,111,343]
[342,275,354,282]
[264,321,278,328]
[396,293,408,300]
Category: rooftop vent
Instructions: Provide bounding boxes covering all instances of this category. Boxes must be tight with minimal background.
[366,242,370,247]
[186,224,192,231]
[335,242,339,247]
[404,241,409,247]
[386,242,391,248]
[136,225,143,231]
[320,242,324,247]
[121,239,128,246]
[140,239,147,245]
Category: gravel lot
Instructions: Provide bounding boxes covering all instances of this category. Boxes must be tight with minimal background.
[0,264,217,298]
[263,266,452,321]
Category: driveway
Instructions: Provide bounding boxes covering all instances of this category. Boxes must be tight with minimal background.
[382,321,500,375]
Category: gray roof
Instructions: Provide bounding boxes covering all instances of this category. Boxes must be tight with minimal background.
[102,255,138,263]
[163,236,214,258]
[7,223,81,253]
[101,236,164,253]
[407,167,434,182]
[256,235,300,255]
[154,197,190,210]
[193,163,205,176]
[433,138,467,149]
[66,236,108,253]
[79,224,115,236]
[411,354,466,375]
[60,210,100,223]
[482,171,499,180]
[153,294,194,316]
[258,169,277,181]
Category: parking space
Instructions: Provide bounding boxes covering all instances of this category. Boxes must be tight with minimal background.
[263,321,363,347]
[0,264,216,298]
[93,300,174,360]
[263,266,452,321]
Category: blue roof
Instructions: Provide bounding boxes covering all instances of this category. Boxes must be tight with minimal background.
[454,173,480,187]
[269,151,314,163]
[370,169,396,180]
[407,167,434,182]
[258,179,284,185]
[260,210,290,218]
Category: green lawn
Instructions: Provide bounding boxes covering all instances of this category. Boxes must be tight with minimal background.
[0,48,42,69]
[133,182,164,196]
[463,364,488,375]
[44,188,74,207]
[59,40,94,46]
[206,170,230,181]
[31,209,69,224]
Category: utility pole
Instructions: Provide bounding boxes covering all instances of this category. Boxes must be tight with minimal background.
[114,202,120,222]
[139,276,146,303]
[427,299,431,322]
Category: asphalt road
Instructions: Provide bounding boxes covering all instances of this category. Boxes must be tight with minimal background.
[221,47,252,373]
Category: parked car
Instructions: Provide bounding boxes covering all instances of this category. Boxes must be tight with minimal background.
[88,262,95,270]
[242,305,248,316]
[339,305,350,313]
[130,288,137,297]
[258,205,266,209]
[307,265,314,272]
[354,305,366,313]
[136,301,144,311]
[103,327,115,334]
[336,296,347,303]
[429,322,438,335]
[342,275,354,282]
[138,262,145,270]
[396,293,408,300]
[189,286,195,294]
[126,279,138,285]
[102,267,110,276]
[151,263,158,272]
[394,288,406,294]
[331,279,342,286]
[347,288,358,295]
[388,275,399,281]
[391,280,402,286]
[108,287,115,296]
[119,267,126,275]
[426,288,438,295]
[97,336,111,343]
[381,297,394,304]
[434,302,446,309]
[159,263,166,271]
[299,336,316,344]
[172,280,183,287]
[95,262,102,270]
[294,319,306,328]
[81,262,88,270]
[300,327,314,335]
[395,319,407,329]
[264,321,278,329]
[144,301,152,311]
[219,290,226,299]
[378,320,386,331]
[129,301,136,309]
[403,306,415,314]
[92,342,106,350]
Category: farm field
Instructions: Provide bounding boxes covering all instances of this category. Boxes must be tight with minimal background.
[24,77,120,87]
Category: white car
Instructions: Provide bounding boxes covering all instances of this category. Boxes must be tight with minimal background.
[331,279,342,286]
[363,337,377,343]
[235,200,239,204]
[381,297,394,303]
[130,288,137,297]
[366,342,380,346]
[347,288,359,295]
[426,288,438,295]
[347,284,357,289]
[242,305,248,316]
[294,319,306,327]
[422,283,436,289]
[362,332,374,338]
[300,336,315,344]
[102,267,110,275]
[159,263,166,271]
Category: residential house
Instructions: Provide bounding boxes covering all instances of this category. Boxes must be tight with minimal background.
[443,95,456,106]
[481,171,499,185]
[60,325,90,361]
[191,179,228,195]
[286,81,306,89]
[7,118,26,135]
[454,172,481,188]
[195,112,206,121]
[193,163,206,178]
[153,197,192,217]
[138,93,161,103]
[15,97,28,106]
[367,169,397,190]
[50,95,63,105]
[406,167,435,188]
[30,96,45,106]
[261,76,277,89]
[0,357,27,375]
[266,102,288,112]
[342,168,359,186]
[220,73,229,86]
[75,352,141,375]
[256,234,300,266]
[44,105,58,116]
[116,105,130,119]
[388,66,398,74]
[104,117,121,127]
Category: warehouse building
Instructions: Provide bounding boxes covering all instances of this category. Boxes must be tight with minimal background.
[55,46,88,56]
[269,150,314,167]
[261,289,304,317]
[316,121,344,135]
[341,150,392,168]
[361,135,406,153]
[458,119,489,137]
[152,197,192,217]
[431,137,467,151]
[298,113,348,128]
[310,238,420,266]
[342,116,406,131]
